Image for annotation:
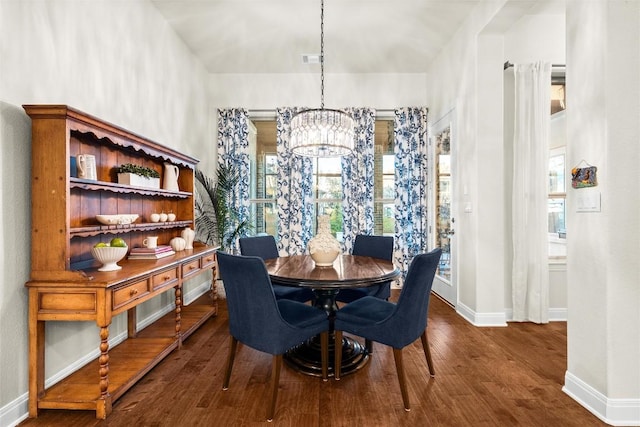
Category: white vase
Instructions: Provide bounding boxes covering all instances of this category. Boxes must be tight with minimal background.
[308,215,341,267]
[181,227,195,250]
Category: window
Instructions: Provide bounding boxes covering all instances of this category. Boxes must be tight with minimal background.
[548,146,566,258]
[249,121,278,235]
[374,120,395,236]
[313,157,343,238]
[249,118,395,240]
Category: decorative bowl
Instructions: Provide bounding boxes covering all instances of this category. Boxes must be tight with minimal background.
[96,214,139,225]
[91,246,128,271]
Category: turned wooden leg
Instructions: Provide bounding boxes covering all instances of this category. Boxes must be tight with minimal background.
[420,330,435,377]
[268,355,282,422]
[393,348,410,411]
[222,336,238,390]
[175,285,182,345]
[97,325,112,418]
[334,330,343,380]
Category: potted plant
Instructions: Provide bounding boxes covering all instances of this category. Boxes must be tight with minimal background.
[194,164,252,252]
[117,163,161,189]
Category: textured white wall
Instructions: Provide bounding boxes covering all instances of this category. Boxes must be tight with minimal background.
[565,0,640,413]
[0,0,211,422]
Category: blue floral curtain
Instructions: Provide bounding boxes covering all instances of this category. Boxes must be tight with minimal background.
[394,107,429,278]
[275,107,314,255]
[217,108,251,254]
[341,108,376,253]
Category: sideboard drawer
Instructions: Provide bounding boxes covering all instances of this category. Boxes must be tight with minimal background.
[113,280,149,310]
[152,267,179,290]
[182,259,201,279]
[201,252,216,269]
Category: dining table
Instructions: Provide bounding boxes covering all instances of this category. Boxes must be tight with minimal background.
[264,254,400,377]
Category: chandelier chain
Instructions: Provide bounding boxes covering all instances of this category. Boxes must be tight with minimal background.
[320,0,324,109]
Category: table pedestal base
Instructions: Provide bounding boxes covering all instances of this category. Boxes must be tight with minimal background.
[284,333,369,378]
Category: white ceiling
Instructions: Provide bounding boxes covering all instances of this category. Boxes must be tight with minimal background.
[150,0,485,74]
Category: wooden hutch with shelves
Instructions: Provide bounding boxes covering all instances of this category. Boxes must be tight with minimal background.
[24,105,218,419]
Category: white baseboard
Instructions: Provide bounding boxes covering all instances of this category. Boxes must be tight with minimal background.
[456,301,508,326]
[0,393,28,427]
[503,307,568,322]
[563,371,640,426]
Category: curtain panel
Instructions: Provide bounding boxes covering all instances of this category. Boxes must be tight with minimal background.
[393,107,429,279]
[512,62,551,323]
[217,108,251,254]
[275,107,314,255]
[341,107,376,253]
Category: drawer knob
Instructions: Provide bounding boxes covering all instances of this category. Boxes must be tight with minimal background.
[129,289,138,296]
[164,275,171,280]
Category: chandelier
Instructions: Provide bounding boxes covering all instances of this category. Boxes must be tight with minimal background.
[289,0,354,157]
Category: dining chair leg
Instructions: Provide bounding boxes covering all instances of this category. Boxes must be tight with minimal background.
[392,348,410,411]
[334,330,343,380]
[420,330,435,377]
[320,331,329,381]
[268,354,282,422]
[222,336,238,390]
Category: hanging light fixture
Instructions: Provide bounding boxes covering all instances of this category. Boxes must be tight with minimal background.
[289,0,354,157]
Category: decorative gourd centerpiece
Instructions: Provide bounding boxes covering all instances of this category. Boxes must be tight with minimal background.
[308,215,341,267]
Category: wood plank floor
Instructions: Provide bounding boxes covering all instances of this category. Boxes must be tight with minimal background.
[19,291,607,427]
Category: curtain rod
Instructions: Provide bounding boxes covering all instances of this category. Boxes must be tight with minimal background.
[503,61,566,70]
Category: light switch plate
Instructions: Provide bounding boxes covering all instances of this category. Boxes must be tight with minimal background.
[576,192,601,212]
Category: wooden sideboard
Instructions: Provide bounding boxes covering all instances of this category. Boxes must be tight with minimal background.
[23,105,218,419]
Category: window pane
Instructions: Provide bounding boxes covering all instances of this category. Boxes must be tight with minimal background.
[382,154,394,174]
[265,154,277,174]
[374,202,395,236]
[549,153,565,193]
[317,176,342,199]
[317,157,341,174]
[248,201,277,236]
[265,175,277,199]
[548,198,566,235]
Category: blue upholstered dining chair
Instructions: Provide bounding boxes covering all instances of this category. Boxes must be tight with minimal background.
[217,252,330,422]
[335,234,394,303]
[239,235,315,303]
[333,248,442,411]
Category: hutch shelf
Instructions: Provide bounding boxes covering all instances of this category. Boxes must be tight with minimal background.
[24,105,218,419]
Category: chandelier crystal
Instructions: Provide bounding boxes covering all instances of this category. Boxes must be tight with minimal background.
[290,0,354,157]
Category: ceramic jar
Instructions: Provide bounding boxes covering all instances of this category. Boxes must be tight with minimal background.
[308,215,341,267]
[181,227,195,250]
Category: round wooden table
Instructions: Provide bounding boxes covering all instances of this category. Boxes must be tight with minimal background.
[264,254,400,377]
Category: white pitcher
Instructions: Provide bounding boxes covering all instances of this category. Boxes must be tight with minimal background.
[77,154,97,180]
[162,163,179,191]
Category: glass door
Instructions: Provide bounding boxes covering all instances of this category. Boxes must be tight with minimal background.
[431,119,457,306]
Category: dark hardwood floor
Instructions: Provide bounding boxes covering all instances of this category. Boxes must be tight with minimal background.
[19,291,607,427]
